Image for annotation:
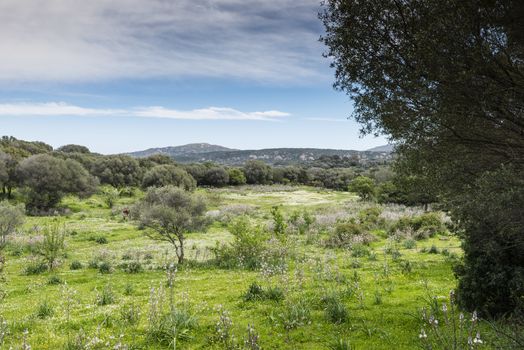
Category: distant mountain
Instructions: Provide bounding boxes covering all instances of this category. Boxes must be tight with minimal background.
[127,144,393,166]
[128,143,236,158]
[366,144,395,153]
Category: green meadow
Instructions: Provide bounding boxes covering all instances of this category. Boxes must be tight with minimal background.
[1,186,489,349]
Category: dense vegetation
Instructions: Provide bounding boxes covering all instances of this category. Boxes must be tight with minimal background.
[0,136,522,348]
[321,0,524,318]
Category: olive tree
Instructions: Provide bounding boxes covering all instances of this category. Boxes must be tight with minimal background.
[243,160,273,185]
[142,165,196,191]
[17,154,98,211]
[132,186,208,264]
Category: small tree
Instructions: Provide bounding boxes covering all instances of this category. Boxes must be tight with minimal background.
[0,201,25,257]
[348,176,375,201]
[132,186,208,264]
[270,206,287,237]
[37,223,67,270]
[100,186,119,209]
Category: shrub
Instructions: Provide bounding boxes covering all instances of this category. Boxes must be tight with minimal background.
[96,284,116,306]
[212,217,271,270]
[98,261,113,274]
[390,212,446,240]
[324,297,348,324]
[24,259,48,275]
[280,299,311,330]
[36,300,54,319]
[47,275,63,285]
[121,261,143,274]
[148,308,198,345]
[325,221,364,248]
[36,223,67,270]
[243,282,265,301]
[95,236,108,244]
[350,244,370,257]
[428,245,439,254]
[124,283,134,296]
[265,286,285,302]
[69,260,83,270]
[243,282,284,302]
[358,207,385,229]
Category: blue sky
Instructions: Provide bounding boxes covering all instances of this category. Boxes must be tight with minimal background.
[0,0,387,154]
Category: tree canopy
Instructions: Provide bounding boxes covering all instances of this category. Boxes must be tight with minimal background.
[321,0,524,317]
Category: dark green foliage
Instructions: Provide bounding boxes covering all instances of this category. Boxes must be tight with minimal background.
[24,260,48,275]
[98,261,113,274]
[121,261,143,274]
[56,144,90,154]
[227,167,246,185]
[91,155,142,188]
[454,166,524,317]
[47,275,63,285]
[348,176,375,201]
[94,236,108,244]
[243,160,272,185]
[69,260,83,270]
[321,0,524,316]
[307,167,354,191]
[17,154,98,211]
[243,282,284,302]
[142,165,196,191]
[201,166,229,187]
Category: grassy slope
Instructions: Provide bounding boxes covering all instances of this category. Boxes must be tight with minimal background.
[1,186,466,349]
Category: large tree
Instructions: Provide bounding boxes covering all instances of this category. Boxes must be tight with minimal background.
[321,0,524,316]
[142,164,196,191]
[17,154,98,211]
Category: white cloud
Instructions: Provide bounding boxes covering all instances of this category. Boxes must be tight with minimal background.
[0,102,290,121]
[0,0,326,83]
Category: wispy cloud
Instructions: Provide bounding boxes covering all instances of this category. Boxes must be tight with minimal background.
[0,0,326,83]
[0,102,290,121]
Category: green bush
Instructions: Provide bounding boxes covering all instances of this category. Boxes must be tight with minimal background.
[96,284,116,306]
[324,297,348,324]
[243,282,284,302]
[36,300,54,319]
[98,261,113,274]
[69,260,83,270]
[280,299,311,330]
[325,221,364,248]
[47,275,63,285]
[24,259,48,275]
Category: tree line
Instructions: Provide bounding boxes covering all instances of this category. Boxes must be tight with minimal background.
[0,136,430,213]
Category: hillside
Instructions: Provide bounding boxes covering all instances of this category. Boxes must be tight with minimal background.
[127,143,236,158]
[127,144,393,166]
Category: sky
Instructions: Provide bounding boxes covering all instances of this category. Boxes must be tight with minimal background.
[0,0,387,154]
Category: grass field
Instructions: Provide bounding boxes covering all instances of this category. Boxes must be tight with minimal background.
[0,186,489,349]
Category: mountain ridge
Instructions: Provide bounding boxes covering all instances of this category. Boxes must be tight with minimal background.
[126,143,393,166]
